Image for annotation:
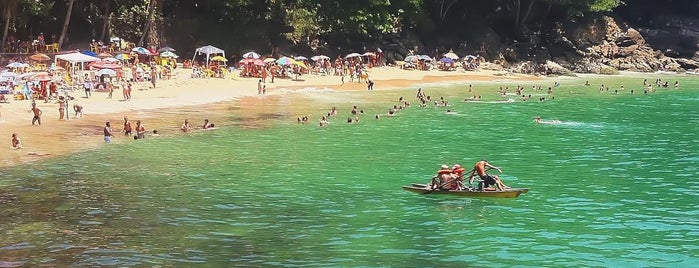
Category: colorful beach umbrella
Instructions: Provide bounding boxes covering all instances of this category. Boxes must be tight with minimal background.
[263,57,277,63]
[115,53,130,60]
[345,53,361,58]
[210,55,228,62]
[275,56,295,65]
[294,56,308,61]
[362,52,375,57]
[30,53,51,62]
[242,51,261,59]
[293,61,308,69]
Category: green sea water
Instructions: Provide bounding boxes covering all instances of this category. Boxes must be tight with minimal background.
[1,74,698,267]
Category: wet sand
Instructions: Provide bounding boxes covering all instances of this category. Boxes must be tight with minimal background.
[0,67,538,167]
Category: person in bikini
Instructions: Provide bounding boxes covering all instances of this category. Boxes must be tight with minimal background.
[469,159,510,191]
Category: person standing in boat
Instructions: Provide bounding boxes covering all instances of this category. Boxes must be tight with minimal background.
[469,160,510,190]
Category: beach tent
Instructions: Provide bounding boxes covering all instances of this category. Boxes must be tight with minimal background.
[54,52,101,73]
[193,45,225,66]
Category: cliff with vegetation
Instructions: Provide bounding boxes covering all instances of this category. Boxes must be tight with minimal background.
[1,0,697,74]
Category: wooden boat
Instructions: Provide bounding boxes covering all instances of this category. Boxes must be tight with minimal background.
[402,183,529,198]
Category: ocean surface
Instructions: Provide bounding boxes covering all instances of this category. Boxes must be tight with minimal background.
[1,74,698,267]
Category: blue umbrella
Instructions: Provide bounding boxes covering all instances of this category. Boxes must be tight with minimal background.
[440,57,454,64]
[81,50,98,57]
[132,47,150,55]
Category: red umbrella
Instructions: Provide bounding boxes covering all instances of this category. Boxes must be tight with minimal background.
[239,58,264,66]
[31,72,52,81]
[89,60,122,69]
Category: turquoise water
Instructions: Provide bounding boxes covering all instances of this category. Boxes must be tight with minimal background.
[1,75,698,267]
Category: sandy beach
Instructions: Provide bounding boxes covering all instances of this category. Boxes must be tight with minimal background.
[0,67,538,167]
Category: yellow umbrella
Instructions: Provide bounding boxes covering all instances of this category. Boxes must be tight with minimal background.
[263,57,277,63]
[210,56,227,62]
[293,61,308,69]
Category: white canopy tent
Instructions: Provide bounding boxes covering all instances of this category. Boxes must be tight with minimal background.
[54,52,101,74]
[193,45,225,66]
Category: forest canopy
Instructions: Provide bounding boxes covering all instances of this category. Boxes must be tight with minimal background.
[1,0,696,57]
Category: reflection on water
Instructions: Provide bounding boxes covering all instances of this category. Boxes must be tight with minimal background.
[1,78,698,266]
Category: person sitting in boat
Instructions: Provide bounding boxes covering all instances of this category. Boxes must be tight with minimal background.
[430,164,457,190]
[451,164,467,190]
[468,159,510,191]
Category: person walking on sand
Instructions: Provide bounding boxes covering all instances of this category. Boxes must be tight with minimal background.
[11,133,22,149]
[257,79,263,95]
[58,96,66,120]
[29,103,42,125]
[103,121,114,143]
[123,117,133,136]
[150,68,157,88]
[83,75,92,98]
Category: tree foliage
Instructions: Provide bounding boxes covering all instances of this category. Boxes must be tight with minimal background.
[4,0,691,57]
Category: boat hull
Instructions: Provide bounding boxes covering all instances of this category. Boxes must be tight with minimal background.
[402,184,529,198]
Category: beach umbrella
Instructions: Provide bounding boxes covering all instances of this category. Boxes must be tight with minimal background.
[463,55,477,61]
[239,58,256,64]
[103,57,120,63]
[440,57,454,64]
[345,53,361,58]
[242,51,261,59]
[115,53,130,60]
[7,62,31,68]
[19,72,36,79]
[89,60,122,69]
[0,71,18,80]
[96,69,116,76]
[294,56,308,61]
[311,55,330,61]
[158,46,176,52]
[30,53,51,62]
[132,47,150,55]
[81,50,98,57]
[418,55,433,61]
[404,55,418,62]
[275,56,295,65]
[49,65,66,71]
[210,55,228,62]
[31,72,52,81]
[443,51,459,60]
[263,57,277,63]
[97,52,113,58]
[160,51,179,58]
[362,52,376,57]
[293,61,308,69]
